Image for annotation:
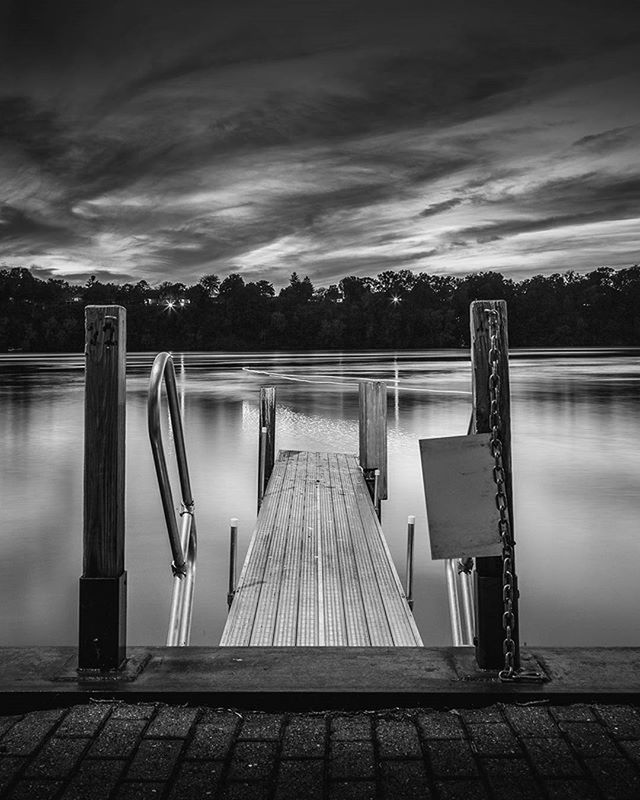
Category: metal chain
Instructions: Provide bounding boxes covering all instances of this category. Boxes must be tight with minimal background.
[485,308,518,681]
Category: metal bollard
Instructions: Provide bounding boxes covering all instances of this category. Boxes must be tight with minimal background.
[227,518,238,609]
[373,468,381,519]
[405,515,415,610]
[257,426,267,510]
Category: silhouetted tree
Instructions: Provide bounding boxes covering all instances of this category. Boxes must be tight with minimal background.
[1,264,639,352]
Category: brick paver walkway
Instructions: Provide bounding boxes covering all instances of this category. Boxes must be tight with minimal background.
[1,702,640,799]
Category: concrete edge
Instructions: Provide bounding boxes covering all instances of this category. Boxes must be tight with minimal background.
[1,646,639,712]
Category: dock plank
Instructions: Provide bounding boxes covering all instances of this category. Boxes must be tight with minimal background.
[326,451,370,645]
[220,450,422,647]
[318,453,347,646]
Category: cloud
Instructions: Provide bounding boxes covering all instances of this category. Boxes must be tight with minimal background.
[420,198,464,217]
[573,125,637,152]
[1,1,640,286]
[0,203,81,253]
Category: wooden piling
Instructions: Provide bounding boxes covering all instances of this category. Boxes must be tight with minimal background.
[358,381,388,503]
[258,388,276,507]
[470,300,520,671]
[79,305,127,671]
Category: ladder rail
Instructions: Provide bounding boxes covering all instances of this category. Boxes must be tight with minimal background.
[148,352,197,646]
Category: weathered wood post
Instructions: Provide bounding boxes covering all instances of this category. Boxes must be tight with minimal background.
[470,300,520,671]
[78,305,127,671]
[359,381,387,516]
[257,387,276,509]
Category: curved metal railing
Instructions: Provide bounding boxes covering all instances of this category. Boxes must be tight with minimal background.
[148,352,197,646]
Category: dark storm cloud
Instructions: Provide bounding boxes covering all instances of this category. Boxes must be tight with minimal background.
[573,126,637,152]
[420,199,464,218]
[440,173,640,246]
[0,97,67,164]
[0,203,79,247]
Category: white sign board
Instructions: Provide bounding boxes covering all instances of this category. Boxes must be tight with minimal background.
[419,434,503,560]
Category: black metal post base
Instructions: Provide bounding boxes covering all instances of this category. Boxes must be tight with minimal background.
[474,557,521,671]
[474,576,503,669]
[78,572,127,671]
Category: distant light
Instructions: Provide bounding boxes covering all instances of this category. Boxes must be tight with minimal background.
[165,300,175,309]
[391,296,401,304]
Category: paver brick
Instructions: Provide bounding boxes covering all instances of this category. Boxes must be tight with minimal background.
[502,705,560,737]
[227,740,278,781]
[376,717,422,758]
[458,707,504,724]
[281,716,326,757]
[220,781,271,799]
[467,722,522,756]
[274,758,324,800]
[560,721,619,757]
[36,710,65,722]
[550,704,596,722]
[595,705,640,739]
[199,709,242,725]
[489,780,545,800]
[417,711,465,739]
[110,703,157,720]
[112,781,165,799]
[620,739,640,765]
[185,723,237,760]
[425,739,478,778]
[61,759,127,799]
[56,704,113,738]
[0,717,21,737]
[330,715,372,740]
[329,781,377,800]
[330,739,375,780]
[435,779,490,799]
[61,783,114,800]
[481,757,536,780]
[522,738,585,778]
[24,736,89,779]
[88,719,147,759]
[167,760,223,799]
[64,757,127,789]
[0,714,58,756]
[1,701,638,800]
[544,778,599,799]
[585,756,640,800]
[0,756,26,792]
[379,759,432,799]
[482,759,544,800]
[6,780,64,799]
[145,706,198,738]
[238,712,284,740]
[125,739,184,781]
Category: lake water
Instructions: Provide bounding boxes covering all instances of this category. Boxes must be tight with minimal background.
[1,349,639,649]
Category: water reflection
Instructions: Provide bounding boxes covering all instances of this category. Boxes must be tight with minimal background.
[0,350,639,647]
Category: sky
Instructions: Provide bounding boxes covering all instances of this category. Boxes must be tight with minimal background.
[1,0,639,288]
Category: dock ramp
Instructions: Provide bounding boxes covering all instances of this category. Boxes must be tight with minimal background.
[220,450,422,646]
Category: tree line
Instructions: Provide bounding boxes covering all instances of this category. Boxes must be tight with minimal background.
[1,265,639,352]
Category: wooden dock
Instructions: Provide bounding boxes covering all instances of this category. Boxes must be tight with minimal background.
[220,450,423,647]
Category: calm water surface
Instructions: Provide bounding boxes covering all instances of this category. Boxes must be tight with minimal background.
[1,349,639,648]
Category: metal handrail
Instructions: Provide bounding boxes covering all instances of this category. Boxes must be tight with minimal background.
[148,352,197,646]
[443,408,479,646]
[445,559,475,646]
